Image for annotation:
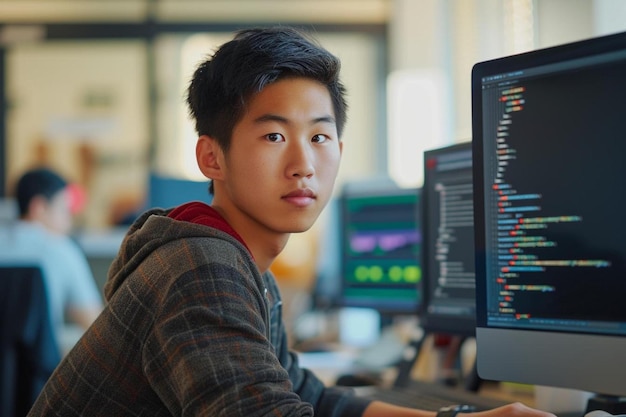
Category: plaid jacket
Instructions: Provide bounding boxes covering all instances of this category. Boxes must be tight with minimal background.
[28,208,370,417]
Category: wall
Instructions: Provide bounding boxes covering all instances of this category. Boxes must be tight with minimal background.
[6,41,150,229]
[385,0,626,187]
[4,0,626,227]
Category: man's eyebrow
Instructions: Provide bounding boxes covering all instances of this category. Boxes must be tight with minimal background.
[313,115,337,125]
[254,113,336,125]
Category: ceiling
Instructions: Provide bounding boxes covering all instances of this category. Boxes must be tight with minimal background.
[0,0,391,25]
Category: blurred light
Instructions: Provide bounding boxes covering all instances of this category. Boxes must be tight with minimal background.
[67,183,87,215]
[387,69,450,188]
[504,0,536,54]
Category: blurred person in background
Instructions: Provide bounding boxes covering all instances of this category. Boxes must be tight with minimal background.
[0,167,103,353]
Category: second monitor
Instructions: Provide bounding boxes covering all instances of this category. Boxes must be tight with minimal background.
[420,141,476,337]
[339,183,422,315]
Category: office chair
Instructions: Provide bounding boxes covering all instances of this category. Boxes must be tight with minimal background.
[0,265,61,417]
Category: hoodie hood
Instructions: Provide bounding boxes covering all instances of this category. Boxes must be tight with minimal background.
[167,202,249,252]
[103,206,252,302]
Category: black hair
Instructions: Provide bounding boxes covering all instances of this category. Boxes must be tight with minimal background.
[15,167,68,217]
[186,26,348,154]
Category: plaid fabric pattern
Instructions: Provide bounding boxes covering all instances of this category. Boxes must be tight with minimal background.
[28,209,370,417]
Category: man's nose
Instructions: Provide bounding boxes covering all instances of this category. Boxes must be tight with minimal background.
[287,141,315,178]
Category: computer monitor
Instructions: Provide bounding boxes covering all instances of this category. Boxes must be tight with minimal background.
[420,141,476,337]
[148,173,212,210]
[472,30,626,409]
[339,182,422,315]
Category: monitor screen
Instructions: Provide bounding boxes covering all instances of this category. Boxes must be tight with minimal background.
[148,173,212,210]
[339,184,422,315]
[420,141,476,336]
[472,30,626,401]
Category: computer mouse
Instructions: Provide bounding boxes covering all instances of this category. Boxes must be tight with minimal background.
[585,411,626,417]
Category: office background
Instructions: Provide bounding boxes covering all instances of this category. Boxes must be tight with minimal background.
[1,0,625,292]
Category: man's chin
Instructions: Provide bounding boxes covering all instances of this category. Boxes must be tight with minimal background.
[284,226,313,234]
[279,212,321,234]
[282,219,317,234]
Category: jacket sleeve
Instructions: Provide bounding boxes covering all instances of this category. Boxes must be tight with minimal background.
[142,256,315,417]
[263,273,373,417]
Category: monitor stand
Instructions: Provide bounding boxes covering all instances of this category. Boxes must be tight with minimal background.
[393,330,425,388]
[393,332,484,393]
[463,359,482,392]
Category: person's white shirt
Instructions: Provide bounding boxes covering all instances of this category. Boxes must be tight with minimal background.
[0,220,103,351]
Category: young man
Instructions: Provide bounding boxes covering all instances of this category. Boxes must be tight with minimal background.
[0,168,103,352]
[28,27,555,417]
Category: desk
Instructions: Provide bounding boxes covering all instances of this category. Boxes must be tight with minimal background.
[297,350,362,386]
[75,227,127,293]
[297,344,537,410]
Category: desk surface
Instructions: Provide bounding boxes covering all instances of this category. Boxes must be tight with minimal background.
[75,227,127,258]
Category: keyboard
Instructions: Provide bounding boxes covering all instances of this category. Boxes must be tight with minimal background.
[359,379,512,411]
[360,380,583,417]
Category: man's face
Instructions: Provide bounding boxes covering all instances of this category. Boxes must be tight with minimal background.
[210,77,342,238]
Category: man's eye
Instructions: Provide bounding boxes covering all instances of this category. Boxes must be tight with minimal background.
[312,134,329,143]
[266,133,285,142]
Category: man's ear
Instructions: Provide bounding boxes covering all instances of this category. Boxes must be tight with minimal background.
[196,135,224,181]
